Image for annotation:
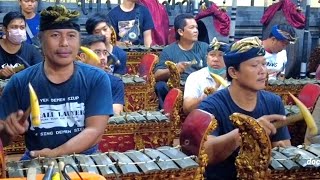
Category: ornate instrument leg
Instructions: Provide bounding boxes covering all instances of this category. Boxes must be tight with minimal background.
[230,113,272,180]
[165,61,181,89]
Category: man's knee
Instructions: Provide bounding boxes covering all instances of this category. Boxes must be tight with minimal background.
[155,81,169,94]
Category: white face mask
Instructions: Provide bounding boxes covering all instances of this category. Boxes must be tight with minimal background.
[7,29,27,45]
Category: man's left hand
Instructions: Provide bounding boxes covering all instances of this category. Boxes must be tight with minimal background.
[30,148,58,158]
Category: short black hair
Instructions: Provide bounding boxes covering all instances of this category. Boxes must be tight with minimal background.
[174,13,194,40]
[3,11,25,28]
[226,64,240,82]
[85,13,111,34]
[269,24,296,39]
[81,34,106,47]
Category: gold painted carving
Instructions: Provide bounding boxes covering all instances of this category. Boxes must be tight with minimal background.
[165,61,181,89]
[230,113,271,180]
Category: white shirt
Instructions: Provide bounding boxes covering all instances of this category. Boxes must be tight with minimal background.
[184,67,224,98]
[265,49,287,80]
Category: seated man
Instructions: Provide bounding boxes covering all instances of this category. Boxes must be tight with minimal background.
[0,5,113,160]
[80,35,125,115]
[85,13,127,75]
[0,11,43,79]
[199,37,291,180]
[262,24,296,80]
[154,14,208,108]
[183,38,229,114]
[107,0,154,47]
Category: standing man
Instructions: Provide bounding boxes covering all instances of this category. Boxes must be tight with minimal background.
[107,0,154,47]
[0,5,113,160]
[19,0,40,45]
[199,37,291,179]
[0,11,42,79]
[154,14,208,108]
[80,35,125,115]
[262,24,296,80]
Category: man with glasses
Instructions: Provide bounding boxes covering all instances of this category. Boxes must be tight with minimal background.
[198,37,291,180]
[262,24,296,80]
[19,0,40,45]
[79,35,125,115]
[0,11,42,79]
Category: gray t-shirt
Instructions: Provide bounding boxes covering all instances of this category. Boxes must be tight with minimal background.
[154,41,208,81]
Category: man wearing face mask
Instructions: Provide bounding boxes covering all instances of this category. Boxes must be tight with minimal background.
[183,38,229,114]
[0,11,42,79]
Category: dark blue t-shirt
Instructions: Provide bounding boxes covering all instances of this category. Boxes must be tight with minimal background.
[25,13,40,44]
[154,41,208,81]
[108,74,125,105]
[107,4,154,45]
[0,62,113,152]
[198,88,290,180]
[111,46,127,75]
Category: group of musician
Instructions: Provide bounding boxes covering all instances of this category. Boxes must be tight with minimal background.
[0,0,316,179]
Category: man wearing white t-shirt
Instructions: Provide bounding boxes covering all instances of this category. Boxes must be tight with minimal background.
[183,38,229,114]
[262,24,296,80]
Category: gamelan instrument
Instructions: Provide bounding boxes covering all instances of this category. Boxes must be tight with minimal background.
[113,74,146,84]
[108,111,168,124]
[121,45,164,52]
[101,109,177,152]
[270,144,320,179]
[5,146,199,179]
[230,112,320,179]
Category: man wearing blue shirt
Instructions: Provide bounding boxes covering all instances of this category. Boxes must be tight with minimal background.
[0,5,113,160]
[80,35,125,115]
[198,37,291,180]
[107,0,154,47]
[19,0,40,45]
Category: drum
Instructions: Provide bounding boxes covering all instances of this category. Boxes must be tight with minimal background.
[180,109,217,179]
[5,146,199,179]
[270,144,320,179]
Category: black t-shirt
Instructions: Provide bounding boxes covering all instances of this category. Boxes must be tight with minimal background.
[0,41,43,71]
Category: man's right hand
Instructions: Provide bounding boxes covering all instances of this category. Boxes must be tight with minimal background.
[176,62,192,73]
[3,110,29,138]
[257,114,286,136]
[0,66,15,78]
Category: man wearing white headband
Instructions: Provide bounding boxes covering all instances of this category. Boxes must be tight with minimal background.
[262,24,296,80]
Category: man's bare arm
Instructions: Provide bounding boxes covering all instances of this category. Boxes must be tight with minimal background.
[183,97,204,114]
[52,115,108,156]
[143,30,152,48]
[154,69,170,81]
[204,129,241,165]
[113,104,123,115]
[272,140,291,147]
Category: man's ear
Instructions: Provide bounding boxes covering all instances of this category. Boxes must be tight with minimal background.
[177,28,184,37]
[78,53,87,62]
[228,66,238,80]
